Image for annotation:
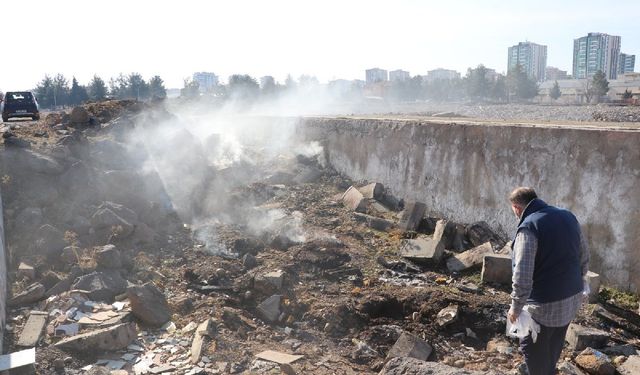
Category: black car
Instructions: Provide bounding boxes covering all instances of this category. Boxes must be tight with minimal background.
[1,91,40,122]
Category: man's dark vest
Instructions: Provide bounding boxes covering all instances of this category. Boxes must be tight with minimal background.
[512,199,583,303]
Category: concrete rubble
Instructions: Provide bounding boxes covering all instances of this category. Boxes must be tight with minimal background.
[2,100,639,374]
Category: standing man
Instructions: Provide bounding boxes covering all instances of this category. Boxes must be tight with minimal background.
[508,187,589,375]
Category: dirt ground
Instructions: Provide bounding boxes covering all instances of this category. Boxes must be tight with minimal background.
[1,101,638,375]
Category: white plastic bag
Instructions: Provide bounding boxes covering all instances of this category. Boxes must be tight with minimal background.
[506,307,541,343]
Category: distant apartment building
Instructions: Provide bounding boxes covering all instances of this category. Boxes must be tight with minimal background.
[425,68,460,81]
[192,72,219,92]
[389,69,411,82]
[573,32,621,80]
[365,68,388,84]
[545,66,569,81]
[507,42,548,82]
[618,53,636,74]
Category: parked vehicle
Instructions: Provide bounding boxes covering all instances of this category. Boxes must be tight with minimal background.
[1,91,40,122]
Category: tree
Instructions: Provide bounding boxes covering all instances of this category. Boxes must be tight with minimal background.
[260,76,276,97]
[465,65,491,100]
[35,75,55,108]
[582,80,594,103]
[491,75,508,101]
[227,74,259,101]
[591,70,609,101]
[180,79,200,99]
[69,77,89,105]
[507,64,538,101]
[549,81,561,101]
[284,74,297,91]
[88,75,108,101]
[127,73,150,100]
[52,74,70,107]
[149,75,167,99]
[109,74,129,99]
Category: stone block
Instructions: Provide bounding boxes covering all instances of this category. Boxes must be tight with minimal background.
[9,283,45,307]
[127,283,171,327]
[352,213,394,231]
[446,242,493,273]
[341,186,367,212]
[357,182,384,200]
[566,323,610,351]
[398,202,426,232]
[481,254,512,284]
[380,357,498,375]
[399,237,444,264]
[618,355,640,375]
[55,322,136,352]
[191,318,214,364]
[96,244,122,269]
[574,348,615,375]
[585,271,601,303]
[72,270,127,302]
[385,332,432,362]
[17,263,35,280]
[257,295,282,323]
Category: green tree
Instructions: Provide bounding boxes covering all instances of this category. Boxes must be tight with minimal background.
[549,81,561,100]
[260,76,277,97]
[88,75,108,101]
[180,79,200,99]
[465,65,491,100]
[128,73,150,100]
[491,75,508,101]
[591,70,609,101]
[109,74,129,99]
[52,74,70,107]
[227,74,259,101]
[35,75,55,108]
[69,77,89,105]
[507,64,538,101]
[284,74,297,91]
[149,75,167,99]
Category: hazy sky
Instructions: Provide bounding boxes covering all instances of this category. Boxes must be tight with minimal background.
[2,0,639,90]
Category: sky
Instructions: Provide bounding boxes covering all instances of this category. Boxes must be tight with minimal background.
[1,0,639,90]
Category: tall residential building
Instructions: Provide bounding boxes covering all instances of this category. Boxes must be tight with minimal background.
[365,68,388,84]
[507,42,548,82]
[192,72,219,92]
[619,53,636,74]
[545,66,569,81]
[425,68,460,81]
[572,32,621,80]
[389,69,410,82]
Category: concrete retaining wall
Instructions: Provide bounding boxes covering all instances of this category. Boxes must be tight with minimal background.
[299,117,640,292]
[0,190,5,353]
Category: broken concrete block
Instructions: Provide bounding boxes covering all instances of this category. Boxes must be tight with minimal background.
[127,283,171,327]
[466,221,504,248]
[0,348,36,372]
[191,318,213,364]
[618,355,640,375]
[357,182,384,200]
[574,348,615,375]
[602,344,638,356]
[34,224,67,257]
[397,202,426,232]
[585,271,601,303]
[446,242,493,273]
[95,244,122,269]
[262,270,285,290]
[257,295,282,323]
[72,270,127,302]
[399,237,444,264]
[9,283,45,307]
[341,186,367,213]
[242,253,258,270]
[352,212,394,231]
[17,262,35,280]
[436,305,459,327]
[566,323,610,351]
[481,254,512,284]
[46,269,81,297]
[385,332,433,362]
[55,322,136,352]
[16,311,48,347]
[255,350,303,364]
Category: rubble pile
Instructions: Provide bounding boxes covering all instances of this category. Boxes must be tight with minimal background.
[0,102,639,374]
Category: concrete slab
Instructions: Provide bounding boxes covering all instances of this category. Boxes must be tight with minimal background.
[399,237,444,264]
[0,348,36,371]
[255,350,303,364]
[257,295,282,323]
[481,254,512,284]
[191,318,213,364]
[398,202,426,232]
[618,355,640,375]
[357,182,384,200]
[16,311,48,347]
[566,323,610,351]
[446,242,493,272]
[55,322,137,352]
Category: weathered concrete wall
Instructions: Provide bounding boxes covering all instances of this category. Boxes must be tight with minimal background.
[299,117,640,292]
[0,189,5,353]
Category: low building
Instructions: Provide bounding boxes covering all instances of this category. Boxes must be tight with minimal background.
[365,68,388,84]
[538,73,640,103]
[545,66,569,81]
[425,68,460,82]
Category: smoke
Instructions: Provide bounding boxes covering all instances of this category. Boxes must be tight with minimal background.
[126,86,340,257]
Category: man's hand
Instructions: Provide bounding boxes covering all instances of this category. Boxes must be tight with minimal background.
[508,307,520,324]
